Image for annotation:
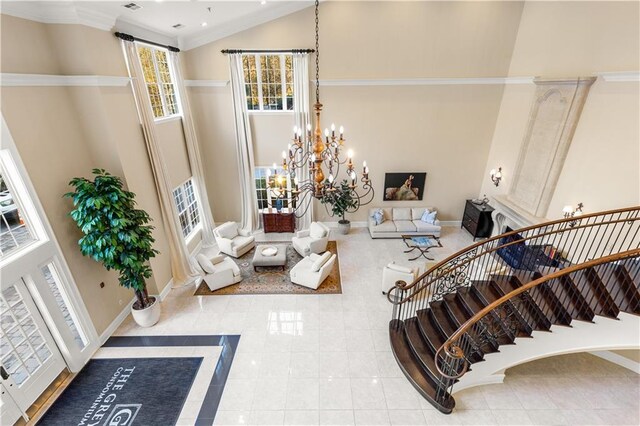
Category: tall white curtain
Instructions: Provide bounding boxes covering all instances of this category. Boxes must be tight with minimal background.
[228,53,259,232]
[122,40,198,287]
[293,53,314,230]
[168,51,216,248]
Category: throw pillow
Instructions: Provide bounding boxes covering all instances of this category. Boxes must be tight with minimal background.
[210,254,225,265]
[421,210,438,224]
[372,209,384,225]
[197,254,216,274]
[309,222,326,239]
[311,251,332,272]
[387,262,414,275]
[217,222,238,240]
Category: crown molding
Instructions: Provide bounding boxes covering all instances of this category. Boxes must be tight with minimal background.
[0,73,130,87]
[1,2,116,31]
[179,2,313,51]
[317,77,535,87]
[115,17,178,48]
[185,80,229,87]
[596,72,640,82]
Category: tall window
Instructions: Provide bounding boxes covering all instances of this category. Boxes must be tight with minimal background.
[137,44,179,119]
[254,167,295,211]
[243,54,293,111]
[0,170,37,259]
[172,178,200,238]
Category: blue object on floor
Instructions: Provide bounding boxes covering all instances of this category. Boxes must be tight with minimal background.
[38,357,202,426]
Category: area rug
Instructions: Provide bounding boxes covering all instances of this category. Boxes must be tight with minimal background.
[37,357,201,426]
[194,241,342,295]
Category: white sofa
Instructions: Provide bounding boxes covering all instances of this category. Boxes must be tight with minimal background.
[213,221,256,258]
[368,207,441,238]
[291,222,330,257]
[196,254,242,291]
[290,251,337,290]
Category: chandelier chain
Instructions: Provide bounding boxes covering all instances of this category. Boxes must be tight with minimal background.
[315,0,320,104]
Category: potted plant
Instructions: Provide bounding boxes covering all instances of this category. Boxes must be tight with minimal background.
[321,180,358,234]
[65,169,161,327]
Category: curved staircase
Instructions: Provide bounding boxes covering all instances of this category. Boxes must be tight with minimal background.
[386,207,640,414]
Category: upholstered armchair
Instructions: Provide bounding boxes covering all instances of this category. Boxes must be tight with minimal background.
[213,221,256,258]
[381,261,426,295]
[291,222,330,257]
[196,254,242,291]
[290,251,337,290]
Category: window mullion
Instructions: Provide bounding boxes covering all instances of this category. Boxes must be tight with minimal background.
[280,54,287,110]
[255,55,264,111]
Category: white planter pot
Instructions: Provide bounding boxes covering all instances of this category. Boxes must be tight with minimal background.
[337,220,351,235]
[131,296,161,327]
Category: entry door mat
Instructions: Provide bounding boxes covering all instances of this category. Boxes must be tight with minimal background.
[194,240,342,295]
[38,357,202,426]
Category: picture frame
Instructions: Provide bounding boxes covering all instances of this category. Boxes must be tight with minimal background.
[383,172,427,201]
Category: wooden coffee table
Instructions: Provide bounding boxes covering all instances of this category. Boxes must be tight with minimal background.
[401,235,442,261]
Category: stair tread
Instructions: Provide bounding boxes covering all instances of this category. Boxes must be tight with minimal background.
[506,271,572,326]
[538,267,595,322]
[389,320,455,413]
[569,269,619,318]
[404,317,440,382]
[593,264,639,314]
[472,281,533,337]
[490,275,552,331]
[416,309,446,354]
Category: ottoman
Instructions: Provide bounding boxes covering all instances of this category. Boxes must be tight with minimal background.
[252,244,288,271]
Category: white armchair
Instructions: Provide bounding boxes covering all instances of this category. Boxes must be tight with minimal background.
[292,222,330,257]
[381,261,427,295]
[213,221,256,258]
[290,251,337,290]
[196,254,242,291]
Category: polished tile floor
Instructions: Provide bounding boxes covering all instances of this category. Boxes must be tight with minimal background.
[112,227,640,425]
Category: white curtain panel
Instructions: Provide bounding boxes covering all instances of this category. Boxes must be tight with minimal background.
[293,53,314,231]
[169,51,217,248]
[122,40,198,287]
[228,53,260,232]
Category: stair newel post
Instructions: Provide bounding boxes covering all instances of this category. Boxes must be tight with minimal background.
[435,343,466,408]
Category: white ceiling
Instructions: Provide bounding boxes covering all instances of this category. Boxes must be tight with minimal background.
[0,1,313,50]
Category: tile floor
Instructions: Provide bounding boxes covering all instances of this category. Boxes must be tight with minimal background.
[112,227,640,425]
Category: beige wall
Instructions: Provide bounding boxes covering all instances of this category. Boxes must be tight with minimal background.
[0,15,190,335]
[479,1,640,219]
[183,1,525,223]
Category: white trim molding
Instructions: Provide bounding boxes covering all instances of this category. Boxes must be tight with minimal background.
[98,299,135,345]
[596,72,640,82]
[1,2,116,31]
[185,80,229,88]
[317,77,535,87]
[1,73,130,87]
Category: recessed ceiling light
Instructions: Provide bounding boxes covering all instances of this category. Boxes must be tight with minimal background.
[261,0,267,4]
[201,22,208,27]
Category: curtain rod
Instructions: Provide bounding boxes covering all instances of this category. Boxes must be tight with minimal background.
[221,49,315,54]
[115,32,180,53]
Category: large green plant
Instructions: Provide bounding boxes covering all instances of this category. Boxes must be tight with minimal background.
[320,180,358,223]
[64,169,159,309]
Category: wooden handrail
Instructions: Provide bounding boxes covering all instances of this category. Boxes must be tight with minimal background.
[435,249,640,378]
[386,207,640,304]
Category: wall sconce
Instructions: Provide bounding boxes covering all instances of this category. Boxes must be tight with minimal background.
[563,202,584,227]
[490,167,503,187]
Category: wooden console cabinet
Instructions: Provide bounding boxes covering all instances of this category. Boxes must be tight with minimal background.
[261,208,295,233]
[462,200,494,240]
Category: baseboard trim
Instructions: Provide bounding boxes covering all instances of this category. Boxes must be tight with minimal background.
[159,279,173,301]
[99,298,134,345]
[321,220,461,228]
[590,350,640,374]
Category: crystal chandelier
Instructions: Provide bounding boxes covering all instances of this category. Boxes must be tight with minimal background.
[267,0,374,218]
